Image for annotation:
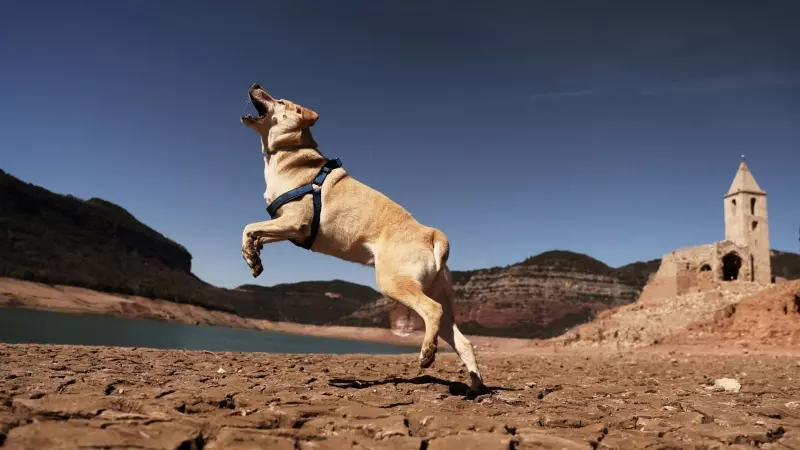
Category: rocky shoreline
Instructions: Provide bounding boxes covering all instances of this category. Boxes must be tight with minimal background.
[0,277,537,353]
[1,343,799,449]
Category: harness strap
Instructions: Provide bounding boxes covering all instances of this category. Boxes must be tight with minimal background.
[266,184,314,218]
[265,158,343,250]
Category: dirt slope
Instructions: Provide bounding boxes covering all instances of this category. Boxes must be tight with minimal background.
[556,282,770,349]
[672,280,800,347]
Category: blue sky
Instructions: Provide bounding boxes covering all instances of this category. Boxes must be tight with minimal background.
[1,1,798,290]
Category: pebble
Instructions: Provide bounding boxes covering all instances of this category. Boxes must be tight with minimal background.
[711,378,741,393]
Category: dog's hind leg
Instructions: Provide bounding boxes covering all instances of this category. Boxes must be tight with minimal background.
[375,252,443,368]
[427,266,485,393]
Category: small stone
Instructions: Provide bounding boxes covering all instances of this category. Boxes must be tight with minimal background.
[785,401,799,409]
[217,367,226,374]
[712,378,741,393]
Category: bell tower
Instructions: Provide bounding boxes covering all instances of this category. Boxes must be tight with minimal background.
[723,156,771,283]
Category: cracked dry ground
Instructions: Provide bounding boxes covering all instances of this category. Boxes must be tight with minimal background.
[1,344,799,449]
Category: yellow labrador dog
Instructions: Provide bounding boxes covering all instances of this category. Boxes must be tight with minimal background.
[240,84,485,393]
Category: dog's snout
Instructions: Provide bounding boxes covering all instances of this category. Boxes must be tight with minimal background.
[250,83,262,92]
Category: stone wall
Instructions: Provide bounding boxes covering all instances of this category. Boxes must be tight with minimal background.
[639,245,714,303]
[639,241,758,303]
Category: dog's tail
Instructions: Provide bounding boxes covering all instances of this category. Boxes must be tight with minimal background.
[432,228,450,274]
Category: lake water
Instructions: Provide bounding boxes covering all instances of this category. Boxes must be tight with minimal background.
[0,307,415,354]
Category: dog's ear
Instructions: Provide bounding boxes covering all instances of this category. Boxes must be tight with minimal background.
[298,105,319,127]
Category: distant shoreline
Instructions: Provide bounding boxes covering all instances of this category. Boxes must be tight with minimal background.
[0,277,539,353]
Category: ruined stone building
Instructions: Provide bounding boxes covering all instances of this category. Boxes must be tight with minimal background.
[641,158,772,300]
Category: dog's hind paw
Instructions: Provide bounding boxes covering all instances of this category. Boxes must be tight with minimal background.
[468,372,487,394]
[419,342,437,369]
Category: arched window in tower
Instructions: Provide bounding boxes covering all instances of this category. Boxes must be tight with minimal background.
[699,264,712,272]
[731,199,737,214]
[750,198,756,215]
[752,221,758,231]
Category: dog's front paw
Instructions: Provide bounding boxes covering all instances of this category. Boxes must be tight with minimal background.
[241,229,264,277]
[249,257,263,278]
[241,246,263,278]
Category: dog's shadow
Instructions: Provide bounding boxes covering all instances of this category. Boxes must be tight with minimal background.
[327,375,515,399]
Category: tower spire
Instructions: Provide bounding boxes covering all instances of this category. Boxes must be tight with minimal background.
[725,157,765,197]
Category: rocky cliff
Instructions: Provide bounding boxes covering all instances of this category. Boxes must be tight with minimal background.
[450,252,659,337]
[0,169,202,302]
[344,251,660,338]
[0,169,374,324]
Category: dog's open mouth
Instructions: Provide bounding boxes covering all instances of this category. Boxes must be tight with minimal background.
[248,92,268,119]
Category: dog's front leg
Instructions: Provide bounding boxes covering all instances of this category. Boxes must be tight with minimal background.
[241,216,306,277]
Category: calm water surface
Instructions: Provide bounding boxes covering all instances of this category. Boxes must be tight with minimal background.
[0,307,415,354]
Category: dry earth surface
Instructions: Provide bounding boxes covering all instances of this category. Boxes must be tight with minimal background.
[1,344,800,449]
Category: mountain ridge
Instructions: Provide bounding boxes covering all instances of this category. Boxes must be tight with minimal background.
[1,168,798,337]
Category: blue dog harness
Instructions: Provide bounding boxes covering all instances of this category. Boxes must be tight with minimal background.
[264,146,343,250]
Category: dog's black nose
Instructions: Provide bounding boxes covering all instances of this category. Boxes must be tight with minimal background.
[251,83,262,91]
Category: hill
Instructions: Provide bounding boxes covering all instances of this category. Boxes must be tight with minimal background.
[344,251,664,338]
[771,249,800,280]
[1,168,798,338]
[0,169,373,324]
[235,280,381,325]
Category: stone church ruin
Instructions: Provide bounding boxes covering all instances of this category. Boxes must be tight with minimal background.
[640,158,772,301]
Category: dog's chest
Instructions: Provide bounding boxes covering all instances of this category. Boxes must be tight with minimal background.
[262,162,280,205]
